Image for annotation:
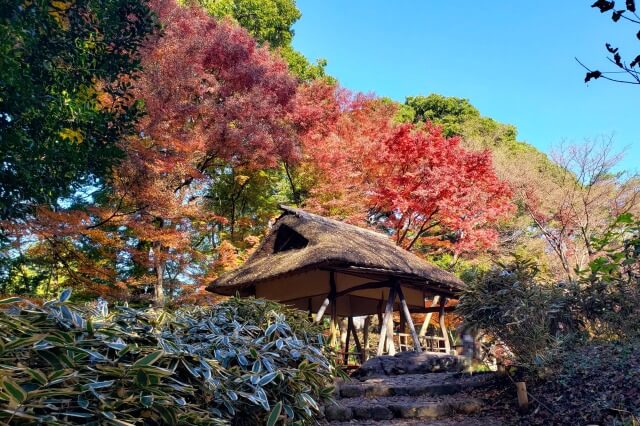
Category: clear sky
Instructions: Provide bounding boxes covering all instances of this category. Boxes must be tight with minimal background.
[292,1,638,172]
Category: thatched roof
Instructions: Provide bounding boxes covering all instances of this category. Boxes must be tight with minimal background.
[207,206,463,300]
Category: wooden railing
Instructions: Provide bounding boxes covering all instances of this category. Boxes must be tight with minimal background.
[396,333,449,353]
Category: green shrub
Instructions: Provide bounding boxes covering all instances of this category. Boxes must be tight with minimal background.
[457,254,572,369]
[0,292,336,424]
[574,213,640,339]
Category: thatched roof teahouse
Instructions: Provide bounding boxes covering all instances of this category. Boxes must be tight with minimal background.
[207,206,464,356]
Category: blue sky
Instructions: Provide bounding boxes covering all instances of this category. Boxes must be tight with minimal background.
[292,1,638,172]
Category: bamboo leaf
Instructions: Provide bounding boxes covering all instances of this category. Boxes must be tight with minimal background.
[59,288,72,303]
[1,376,27,404]
[259,371,278,387]
[25,368,47,385]
[132,350,164,368]
[267,401,283,426]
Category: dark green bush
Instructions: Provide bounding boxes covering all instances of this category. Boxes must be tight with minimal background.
[0,292,336,424]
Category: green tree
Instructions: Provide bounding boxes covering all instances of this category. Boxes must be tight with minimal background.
[403,94,480,137]
[196,0,300,47]
[0,0,157,220]
[189,0,328,81]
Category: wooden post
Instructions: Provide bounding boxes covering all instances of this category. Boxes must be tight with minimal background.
[397,286,422,352]
[376,300,383,333]
[516,382,529,411]
[362,316,371,362]
[315,297,330,323]
[329,272,338,347]
[343,316,352,365]
[376,286,396,356]
[419,295,440,337]
[348,316,363,364]
[329,315,337,348]
[385,287,397,356]
[439,297,451,354]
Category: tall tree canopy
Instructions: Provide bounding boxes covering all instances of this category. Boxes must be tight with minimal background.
[189,0,328,81]
[0,0,157,220]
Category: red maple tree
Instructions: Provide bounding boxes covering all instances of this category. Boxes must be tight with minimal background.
[368,122,514,253]
[297,92,514,254]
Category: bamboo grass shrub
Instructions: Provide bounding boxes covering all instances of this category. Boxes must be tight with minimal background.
[0,292,336,425]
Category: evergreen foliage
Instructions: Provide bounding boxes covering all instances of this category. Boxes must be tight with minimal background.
[0,0,157,220]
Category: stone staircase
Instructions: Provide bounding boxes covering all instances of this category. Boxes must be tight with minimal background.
[323,352,500,425]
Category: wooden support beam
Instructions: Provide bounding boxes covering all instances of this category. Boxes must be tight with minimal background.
[343,316,352,365]
[397,285,422,353]
[419,295,440,337]
[439,297,451,354]
[348,316,363,364]
[376,286,396,356]
[314,297,330,323]
[329,314,338,348]
[329,272,338,347]
[385,301,396,356]
[362,316,371,362]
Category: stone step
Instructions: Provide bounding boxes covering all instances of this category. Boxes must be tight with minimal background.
[353,352,465,379]
[324,394,485,422]
[337,372,497,399]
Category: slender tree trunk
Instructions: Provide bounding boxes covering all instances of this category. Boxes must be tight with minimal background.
[284,162,301,205]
